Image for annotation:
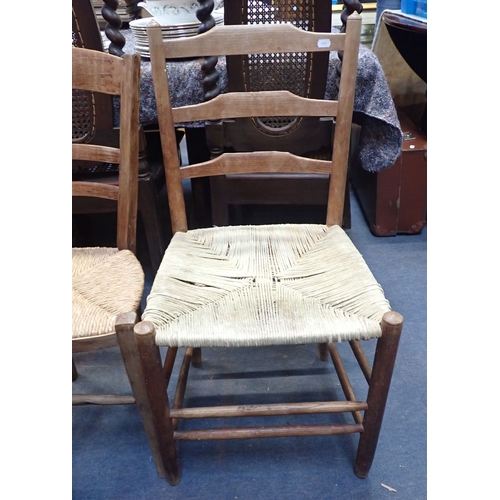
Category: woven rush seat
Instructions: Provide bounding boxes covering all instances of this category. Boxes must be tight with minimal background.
[142,224,391,347]
[72,247,144,340]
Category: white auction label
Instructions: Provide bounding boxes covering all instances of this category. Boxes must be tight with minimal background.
[317,39,331,48]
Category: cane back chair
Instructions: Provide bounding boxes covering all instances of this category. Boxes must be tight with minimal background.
[207,0,355,227]
[131,14,403,485]
[72,47,145,406]
[72,0,165,271]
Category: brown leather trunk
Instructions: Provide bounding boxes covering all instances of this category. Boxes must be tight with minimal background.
[350,109,427,236]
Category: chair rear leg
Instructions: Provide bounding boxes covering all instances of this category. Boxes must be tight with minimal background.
[117,315,180,485]
[342,178,351,229]
[210,176,229,226]
[191,347,202,367]
[317,342,328,361]
[355,311,403,478]
[138,180,165,272]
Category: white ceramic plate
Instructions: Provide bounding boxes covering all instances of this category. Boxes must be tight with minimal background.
[130,10,223,28]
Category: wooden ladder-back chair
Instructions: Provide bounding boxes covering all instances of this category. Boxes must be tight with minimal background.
[207,0,357,227]
[72,0,165,272]
[72,47,145,405]
[131,14,402,485]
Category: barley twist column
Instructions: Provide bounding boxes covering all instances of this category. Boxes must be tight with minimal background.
[196,0,220,101]
[102,0,125,56]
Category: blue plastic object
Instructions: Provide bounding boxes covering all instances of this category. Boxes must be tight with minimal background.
[401,0,427,19]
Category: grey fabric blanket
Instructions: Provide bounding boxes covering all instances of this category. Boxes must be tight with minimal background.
[120,30,402,172]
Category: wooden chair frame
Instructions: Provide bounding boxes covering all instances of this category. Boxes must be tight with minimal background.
[72,48,148,409]
[129,15,403,485]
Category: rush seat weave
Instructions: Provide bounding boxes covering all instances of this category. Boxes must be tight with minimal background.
[72,247,144,340]
[142,224,391,347]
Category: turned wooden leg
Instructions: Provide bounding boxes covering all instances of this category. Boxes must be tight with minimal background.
[191,347,202,367]
[128,319,180,485]
[163,347,179,387]
[138,179,164,272]
[342,177,351,229]
[117,313,177,480]
[116,311,148,395]
[355,311,403,478]
[184,128,212,228]
[317,343,328,361]
[210,176,229,226]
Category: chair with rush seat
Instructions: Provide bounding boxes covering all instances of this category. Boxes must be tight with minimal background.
[131,14,403,485]
[72,47,145,406]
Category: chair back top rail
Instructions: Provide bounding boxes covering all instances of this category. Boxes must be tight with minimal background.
[148,14,362,233]
[151,23,348,60]
[72,47,141,252]
[72,48,124,95]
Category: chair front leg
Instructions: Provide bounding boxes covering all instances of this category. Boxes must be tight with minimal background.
[127,319,180,485]
[355,311,403,478]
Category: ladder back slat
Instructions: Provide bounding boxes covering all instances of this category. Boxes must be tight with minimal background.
[173,91,338,123]
[72,143,121,164]
[180,152,332,179]
[72,181,119,200]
